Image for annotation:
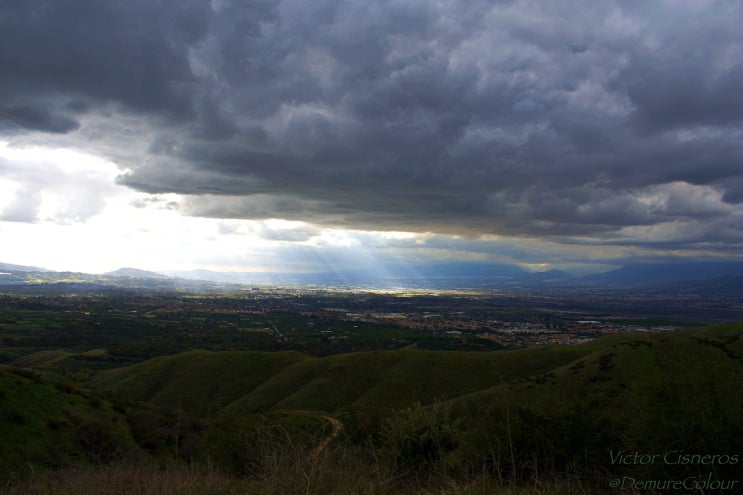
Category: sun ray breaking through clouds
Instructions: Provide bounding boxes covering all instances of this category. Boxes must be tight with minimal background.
[1,1,742,279]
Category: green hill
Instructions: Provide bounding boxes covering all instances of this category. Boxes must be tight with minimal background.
[443,322,743,479]
[226,346,598,415]
[90,324,743,427]
[4,323,743,492]
[91,345,601,418]
[0,366,140,481]
[10,349,74,368]
[91,350,307,416]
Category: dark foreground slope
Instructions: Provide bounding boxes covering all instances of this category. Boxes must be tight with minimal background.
[446,322,743,480]
[3,323,742,493]
[0,366,141,481]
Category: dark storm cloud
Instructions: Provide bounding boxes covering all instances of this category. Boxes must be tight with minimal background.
[627,67,743,132]
[0,104,79,134]
[2,0,743,254]
[0,0,209,123]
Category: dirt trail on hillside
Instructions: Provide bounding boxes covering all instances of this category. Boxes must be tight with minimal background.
[309,415,343,460]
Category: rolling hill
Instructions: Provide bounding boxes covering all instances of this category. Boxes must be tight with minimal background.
[3,322,742,491]
[90,345,598,418]
[88,322,743,480]
[445,322,743,478]
[91,350,307,417]
[0,366,140,479]
[90,324,743,422]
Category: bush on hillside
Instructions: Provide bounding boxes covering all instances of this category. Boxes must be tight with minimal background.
[380,400,462,478]
[76,421,131,465]
[206,412,320,479]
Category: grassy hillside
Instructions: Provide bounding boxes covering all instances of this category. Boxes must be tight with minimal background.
[10,349,74,368]
[445,322,743,480]
[0,366,141,481]
[91,350,307,416]
[5,323,741,493]
[90,324,743,452]
[91,345,601,418]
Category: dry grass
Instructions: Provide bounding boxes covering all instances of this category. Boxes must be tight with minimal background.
[1,457,605,495]
[2,463,246,495]
[3,451,403,495]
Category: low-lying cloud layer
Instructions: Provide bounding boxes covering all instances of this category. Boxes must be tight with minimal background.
[1,0,742,262]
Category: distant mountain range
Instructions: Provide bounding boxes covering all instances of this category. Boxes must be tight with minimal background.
[1,260,742,294]
[0,262,52,273]
[104,267,171,279]
[581,261,743,289]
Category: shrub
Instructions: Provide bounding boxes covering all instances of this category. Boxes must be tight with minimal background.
[208,414,285,477]
[206,412,320,480]
[5,409,26,424]
[76,421,129,465]
[380,400,462,478]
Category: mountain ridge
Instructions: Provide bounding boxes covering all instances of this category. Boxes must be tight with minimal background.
[1,260,743,292]
[581,261,743,287]
[104,267,170,279]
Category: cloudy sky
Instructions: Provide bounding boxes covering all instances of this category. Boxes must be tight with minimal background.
[1,0,742,276]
